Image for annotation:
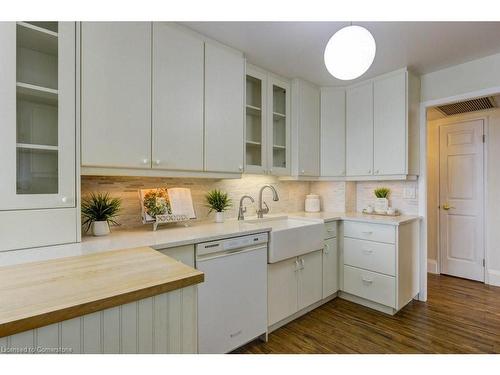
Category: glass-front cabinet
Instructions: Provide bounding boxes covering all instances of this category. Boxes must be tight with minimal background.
[245,64,290,175]
[0,22,76,210]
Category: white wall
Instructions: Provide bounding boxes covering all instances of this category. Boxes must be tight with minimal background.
[421,52,500,103]
[426,108,500,286]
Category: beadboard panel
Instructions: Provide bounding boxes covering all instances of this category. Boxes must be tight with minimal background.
[0,286,197,354]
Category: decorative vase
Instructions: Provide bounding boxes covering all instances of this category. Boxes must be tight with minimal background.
[92,221,110,236]
[214,212,224,223]
[374,198,389,213]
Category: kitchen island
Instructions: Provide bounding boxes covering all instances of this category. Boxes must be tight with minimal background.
[0,247,203,353]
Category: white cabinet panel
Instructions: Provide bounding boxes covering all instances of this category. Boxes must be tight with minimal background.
[374,72,407,175]
[81,22,151,169]
[268,75,291,175]
[204,42,244,173]
[322,238,339,298]
[8,330,35,351]
[292,79,320,177]
[82,311,101,353]
[344,237,396,276]
[36,323,60,350]
[61,317,81,353]
[346,82,373,176]
[321,87,346,177]
[167,290,182,353]
[268,258,298,326]
[158,244,195,267]
[152,24,204,171]
[180,286,198,353]
[138,297,154,354]
[298,250,323,310]
[102,306,120,354]
[343,221,396,244]
[121,301,138,354]
[343,265,396,308]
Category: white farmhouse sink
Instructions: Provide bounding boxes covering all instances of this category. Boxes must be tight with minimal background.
[245,216,324,263]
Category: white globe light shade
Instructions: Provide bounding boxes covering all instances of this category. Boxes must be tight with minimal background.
[324,25,376,80]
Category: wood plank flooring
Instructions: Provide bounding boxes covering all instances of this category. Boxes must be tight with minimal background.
[236,274,500,353]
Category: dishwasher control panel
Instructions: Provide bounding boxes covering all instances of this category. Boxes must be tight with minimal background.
[196,232,268,256]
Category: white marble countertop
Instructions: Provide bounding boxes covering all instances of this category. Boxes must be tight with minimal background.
[0,211,420,267]
[288,211,421,225]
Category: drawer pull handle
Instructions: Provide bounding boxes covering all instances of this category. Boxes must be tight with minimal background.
[327,229,335,232]
[361,231,373,235]
[300,258,305,269]
[295,259,300,271]
[230,330,242,338]
[363,249,373,255]
[362,277,374,284]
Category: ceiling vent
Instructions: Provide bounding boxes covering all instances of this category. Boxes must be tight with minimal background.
[436,97,496,116]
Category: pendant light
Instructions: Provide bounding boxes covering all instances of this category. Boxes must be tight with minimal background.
[324,24,376,80]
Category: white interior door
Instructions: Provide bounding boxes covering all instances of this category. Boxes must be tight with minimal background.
[439,119,484,281]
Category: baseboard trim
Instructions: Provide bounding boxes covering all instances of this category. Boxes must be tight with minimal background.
[427,259,438,274]
[268,293,338,333]
[338,292,396,315]
[487,269,500,287]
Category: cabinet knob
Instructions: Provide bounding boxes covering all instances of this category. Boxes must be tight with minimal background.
[269,168,273,174]
[142,158,149,165]
[61,196,68,203]
[238,165,243,172]
[368,169,371,174]
[154,160,161,166]
[301,169,305,174]
[375,169,379,174]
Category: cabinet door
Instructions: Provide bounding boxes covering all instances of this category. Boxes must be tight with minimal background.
[298,250,323,310]
[374,71,407,175]
[0,22,76,210]
[320,87,346,177]
[152,24,204,171]
[81,22,151,169]
[322,237,339,298]
[268,258,298,326]
[267,76,291,175]
[346,82,373,176]
[245,66,267,174]
[293,79,320,177]
[204,42,244,173]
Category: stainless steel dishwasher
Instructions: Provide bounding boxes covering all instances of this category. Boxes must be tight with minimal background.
[196,233,268,354]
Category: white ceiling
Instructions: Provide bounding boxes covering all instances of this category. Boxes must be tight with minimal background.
[183,22,500,86]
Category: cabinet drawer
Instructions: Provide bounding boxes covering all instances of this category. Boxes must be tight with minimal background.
[344,221,395,244]
[344,238,395,276]
[324,221,337,239]
[343,265,396,308]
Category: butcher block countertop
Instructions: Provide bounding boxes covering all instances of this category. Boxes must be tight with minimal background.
[0,247,204,338]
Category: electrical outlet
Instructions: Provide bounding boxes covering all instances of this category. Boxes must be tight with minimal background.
[403,187,416,199]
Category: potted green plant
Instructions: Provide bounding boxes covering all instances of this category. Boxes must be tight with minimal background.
[205,189,232,223]
[374,187,390,213]
[81,192,122,236]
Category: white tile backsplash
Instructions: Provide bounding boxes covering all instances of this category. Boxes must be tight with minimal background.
[356,180,419,215]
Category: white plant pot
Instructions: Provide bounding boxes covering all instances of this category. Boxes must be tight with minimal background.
[374,198,389,213]
[214,212,224,223]
[92,221,110,236]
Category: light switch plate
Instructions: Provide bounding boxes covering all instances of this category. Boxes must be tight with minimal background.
[403,186,416,199]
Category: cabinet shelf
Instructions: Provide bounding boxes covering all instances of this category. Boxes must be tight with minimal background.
[17,22,58,56]
[273,112,286,121]
[16,143,59,151]
[16,82,58,105]
[246,104,262,117]
[273,144,286,150]
[246,140,262,147]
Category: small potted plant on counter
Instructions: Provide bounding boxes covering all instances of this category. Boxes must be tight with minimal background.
[205,189,232,223]
[374,187,390,214]
[81,192,122,236]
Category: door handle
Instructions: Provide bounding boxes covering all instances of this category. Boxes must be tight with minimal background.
[442,203,455,211]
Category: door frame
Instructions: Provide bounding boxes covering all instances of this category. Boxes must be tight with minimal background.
[419,86,500,300]
[433,116,487,280]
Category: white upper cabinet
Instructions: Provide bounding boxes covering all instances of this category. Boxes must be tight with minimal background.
[81,22,152,169]
[373,71,407,175]
[267,75,291,175]
[292,79,320,177]
[245,64,291,176]
[0,22,76,210]
[245,66,267,174]
[152,24,204,171]
[346,81,374,177]
[204,41,245,173]
[320,88,346,177]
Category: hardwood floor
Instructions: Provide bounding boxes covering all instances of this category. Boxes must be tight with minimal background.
[236,274,500,353]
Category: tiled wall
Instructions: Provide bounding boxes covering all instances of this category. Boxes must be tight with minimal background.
[81,176,419,232]
[355,180,419,215]
[81,175,311,230]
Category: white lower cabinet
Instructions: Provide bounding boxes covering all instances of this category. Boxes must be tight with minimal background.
[322,237,339,298]
[341,220,420,314]
[268,250,323,327]
[0,287,197,354]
